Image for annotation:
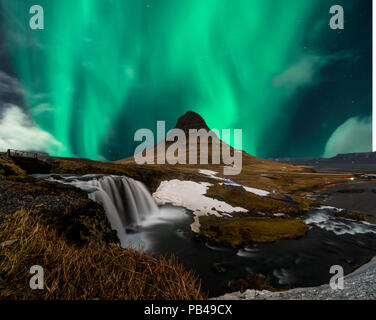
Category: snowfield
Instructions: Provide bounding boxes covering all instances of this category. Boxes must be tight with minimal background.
[198,169,270,197]
[152,179,247,232]
[198,169,223,180]
[241,186,270,197]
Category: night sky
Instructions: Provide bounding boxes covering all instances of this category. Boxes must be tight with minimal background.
[0,0,372,160]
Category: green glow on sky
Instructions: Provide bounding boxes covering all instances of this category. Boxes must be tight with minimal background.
[1,0,333,159]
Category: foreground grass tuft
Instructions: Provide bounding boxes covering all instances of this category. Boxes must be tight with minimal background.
[0,210,206,300]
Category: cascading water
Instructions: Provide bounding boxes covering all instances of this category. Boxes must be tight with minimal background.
[33,174,159,247]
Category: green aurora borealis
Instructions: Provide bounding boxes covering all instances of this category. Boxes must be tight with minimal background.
[0,0,372,160]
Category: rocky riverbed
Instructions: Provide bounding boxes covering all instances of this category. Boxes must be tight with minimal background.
[214,256,376,300]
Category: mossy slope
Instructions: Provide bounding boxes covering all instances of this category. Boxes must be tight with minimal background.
[199,215,308,248]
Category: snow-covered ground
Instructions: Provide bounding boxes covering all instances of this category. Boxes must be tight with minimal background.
[152,170,272,232]
[152,179,247,232]
[198,169,223,180]
[198,169,270,197]
[241,186,270,197]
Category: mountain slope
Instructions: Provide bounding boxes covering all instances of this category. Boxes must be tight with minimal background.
[114,111,352,199]
[116,110,295,172]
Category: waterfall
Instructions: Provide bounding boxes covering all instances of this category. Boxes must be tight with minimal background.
[33,174,159,247]
[85,176,159,246]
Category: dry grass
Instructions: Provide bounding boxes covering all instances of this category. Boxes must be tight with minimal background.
[0,154,26,177]
[199,215,308,247]
[0,210,206,300]
[206,184,313,216]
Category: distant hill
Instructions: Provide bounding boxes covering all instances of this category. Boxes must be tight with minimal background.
[273,152,376,172]
[330,152,376,163]
[274,152,376,164]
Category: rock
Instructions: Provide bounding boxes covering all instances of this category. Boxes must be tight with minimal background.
[212,263,228,273]
[50,174,63,180]
[230,279,249,293]
[174,111,209,133]
[335,209,367,221]
[0,179,118,247]
[229,273,275,293]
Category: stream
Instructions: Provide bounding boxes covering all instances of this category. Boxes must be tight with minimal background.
[32,173,376,297]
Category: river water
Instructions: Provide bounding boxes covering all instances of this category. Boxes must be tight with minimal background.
[33,173,376,297]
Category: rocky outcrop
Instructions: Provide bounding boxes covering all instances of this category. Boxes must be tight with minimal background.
[174,110,210,133]
[0,177,117,248]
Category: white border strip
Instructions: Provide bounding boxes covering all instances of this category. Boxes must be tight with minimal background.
[373,0,375,151]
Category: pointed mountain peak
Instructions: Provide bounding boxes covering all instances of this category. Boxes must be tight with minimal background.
[174,111,209,132]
